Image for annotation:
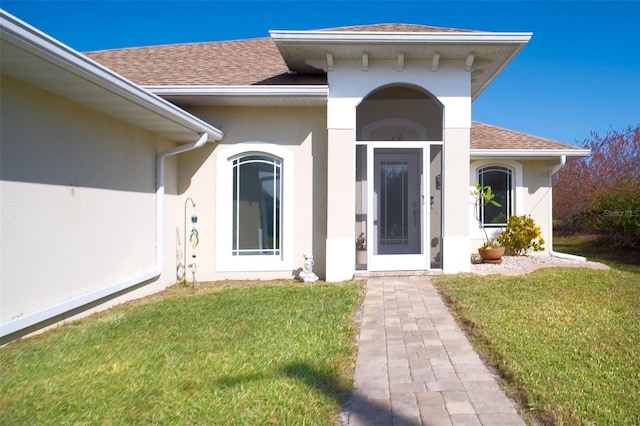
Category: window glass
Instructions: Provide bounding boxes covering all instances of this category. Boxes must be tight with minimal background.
[232,155,282,255]
[479,166,512,226]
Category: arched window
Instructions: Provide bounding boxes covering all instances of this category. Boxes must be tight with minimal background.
[231,154,282,256]
[478,166,512,227]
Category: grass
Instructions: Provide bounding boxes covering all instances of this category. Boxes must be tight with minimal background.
[434,238,640,425]
[553,234,640,272]
[0,281,363,425]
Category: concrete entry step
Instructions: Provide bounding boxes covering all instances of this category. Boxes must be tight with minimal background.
[354,270,443,278]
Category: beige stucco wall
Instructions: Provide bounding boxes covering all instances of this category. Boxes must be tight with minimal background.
[1,76,180,329]
[442,128,471,272]
[325,128,356,281]
[177,106,328,280]
[521,160,552,252]
[469,159,552,253]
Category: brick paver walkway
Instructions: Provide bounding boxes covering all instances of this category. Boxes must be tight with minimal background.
[347,276,524,426]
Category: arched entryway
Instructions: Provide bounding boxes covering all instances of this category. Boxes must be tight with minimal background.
[355,85,444,271]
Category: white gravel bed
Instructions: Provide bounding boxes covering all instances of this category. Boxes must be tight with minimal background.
[470,253,609,275]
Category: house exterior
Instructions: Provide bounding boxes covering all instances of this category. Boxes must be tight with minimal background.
[0,12,589,342]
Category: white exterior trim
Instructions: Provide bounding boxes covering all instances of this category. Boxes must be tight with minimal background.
[215,142,294,272]
[270,30,533,44]
[442,236,471,273]
[364,141,434,272]
[471,149,590,158]
[145,85,328,97]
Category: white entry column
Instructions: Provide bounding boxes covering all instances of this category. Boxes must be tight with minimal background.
[325,128,356,282]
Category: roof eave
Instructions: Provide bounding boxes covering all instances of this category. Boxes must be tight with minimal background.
[145,85,329,107]
[471,149,591,159]
[269,30,533,44]
[470,42,527,101]
[0,10,223,143]
[270,29,532,100]
[145,85,329,97]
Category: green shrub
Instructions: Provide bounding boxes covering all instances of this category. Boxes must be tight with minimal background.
[497,215,545,255]
[592,190,640,248]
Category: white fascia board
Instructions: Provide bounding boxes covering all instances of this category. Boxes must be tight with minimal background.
[0,11,223,141]
[145,85,329,97]
[270,30,533,44]
[471,149,591,158]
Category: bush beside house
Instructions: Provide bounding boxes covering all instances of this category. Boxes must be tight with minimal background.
[553,126,640,249]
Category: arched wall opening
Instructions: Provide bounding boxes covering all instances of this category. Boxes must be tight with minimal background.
[354,84,444,271]
[356,84,443,141]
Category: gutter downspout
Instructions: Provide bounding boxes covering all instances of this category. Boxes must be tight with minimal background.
[548,155,586,261]
[1,134,209,342]
[155,133,209,277]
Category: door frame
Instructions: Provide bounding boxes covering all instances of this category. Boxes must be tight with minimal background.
[366,142,431,271]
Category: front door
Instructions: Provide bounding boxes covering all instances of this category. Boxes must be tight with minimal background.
[369,148,428,271]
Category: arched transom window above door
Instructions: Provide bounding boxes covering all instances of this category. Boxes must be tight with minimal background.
[356,85,443,141]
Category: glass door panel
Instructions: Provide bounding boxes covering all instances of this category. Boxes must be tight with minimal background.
[369,148,427,271]
[376,155,419,254]
[430,145,442,269]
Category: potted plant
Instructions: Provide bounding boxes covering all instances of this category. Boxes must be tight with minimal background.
[471,183,505,263]
[355,233,367,265]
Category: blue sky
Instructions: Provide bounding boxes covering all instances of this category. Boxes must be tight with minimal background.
[3,1,639,146]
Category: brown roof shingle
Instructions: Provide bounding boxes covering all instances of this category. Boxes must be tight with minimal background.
[471,121,578,150]
[85,23,476,86]
[86,25,582,152]
[87,37,324,86]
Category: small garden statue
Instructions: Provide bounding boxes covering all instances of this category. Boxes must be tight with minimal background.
[356,233,367,265]
[299,254,319,283]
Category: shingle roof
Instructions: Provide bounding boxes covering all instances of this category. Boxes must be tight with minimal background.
[84,23,475,86]
[86,37,321,86]
[471,122,578,150]
[85,24,582,152]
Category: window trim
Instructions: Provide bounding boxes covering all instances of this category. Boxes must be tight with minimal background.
[231,154,282,257]
[469,160,523,238]
[216,143,293,272]
[478,166,512,227]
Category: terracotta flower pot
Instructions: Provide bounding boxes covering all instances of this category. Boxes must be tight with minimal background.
[478,246,505,264]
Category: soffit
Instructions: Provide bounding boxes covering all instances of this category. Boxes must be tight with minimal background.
[146,86,328,107]
[161,95,327,107]
[270,30,532,100]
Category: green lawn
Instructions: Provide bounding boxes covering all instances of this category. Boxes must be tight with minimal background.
[434,239,640,425]
[553,234,640,271]
[0,281,363,425]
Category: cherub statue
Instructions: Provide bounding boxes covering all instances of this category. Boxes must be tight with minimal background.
[299,254,319,283]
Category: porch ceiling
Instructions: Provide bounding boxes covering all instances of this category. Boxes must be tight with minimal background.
[270,30,532,100]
